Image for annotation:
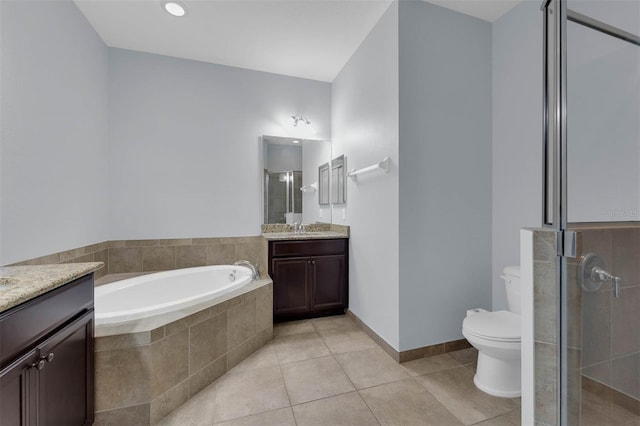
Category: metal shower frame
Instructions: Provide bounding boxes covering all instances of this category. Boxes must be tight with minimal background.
[541,0,640,423]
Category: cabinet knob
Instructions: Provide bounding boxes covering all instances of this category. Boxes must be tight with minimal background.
[32,352,54,369]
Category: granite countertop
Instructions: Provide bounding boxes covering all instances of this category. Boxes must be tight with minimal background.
[0,262,104,313]
[262,231,349,241]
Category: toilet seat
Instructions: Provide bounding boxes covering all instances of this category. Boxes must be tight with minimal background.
[462,310,520,342]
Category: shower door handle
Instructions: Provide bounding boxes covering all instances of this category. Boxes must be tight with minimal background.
[580,253,622,297]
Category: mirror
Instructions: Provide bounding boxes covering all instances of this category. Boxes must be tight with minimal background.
[331,155,346,204]
[318,163,330,205]
[262,136,332,224]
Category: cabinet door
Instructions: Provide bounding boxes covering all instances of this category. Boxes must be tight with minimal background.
[38,310,94,426]
[272,257,310,316]
[310,255,346,311]
[0,349,38,426]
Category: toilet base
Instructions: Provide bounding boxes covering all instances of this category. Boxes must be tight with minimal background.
[474,351,521,398]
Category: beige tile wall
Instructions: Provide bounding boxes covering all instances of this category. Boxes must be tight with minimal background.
[107,237,268,276]
[9,242,110,280]
[94,281,273,426]
[7,236,269,281]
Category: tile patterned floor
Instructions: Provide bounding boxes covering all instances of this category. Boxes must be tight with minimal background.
[158,315,521,426]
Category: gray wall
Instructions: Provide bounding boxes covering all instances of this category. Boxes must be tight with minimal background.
[301,140,332,224]
[0,0,109,265]
[398,0,492,349]
[108,48,331,240]
[491,1,543,310]
[332,2,400,349]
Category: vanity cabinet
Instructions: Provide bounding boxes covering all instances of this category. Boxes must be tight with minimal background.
[269,239,348,321]
[0,274,94,426]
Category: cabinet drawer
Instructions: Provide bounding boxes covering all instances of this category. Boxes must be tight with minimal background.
[270,239,347,257]
[0,274,94,369]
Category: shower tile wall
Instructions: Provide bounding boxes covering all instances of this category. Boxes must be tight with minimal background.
[531,229,562,426]
[532,225,640,425]
[574,225,640,410]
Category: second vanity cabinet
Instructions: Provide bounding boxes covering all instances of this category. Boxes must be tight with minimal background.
[0,274,95,426]
[269,238,348,321]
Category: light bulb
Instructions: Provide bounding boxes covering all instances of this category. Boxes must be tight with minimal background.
[164,2,186,17]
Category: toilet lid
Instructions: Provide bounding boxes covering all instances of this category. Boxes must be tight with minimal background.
[463,310,520,341]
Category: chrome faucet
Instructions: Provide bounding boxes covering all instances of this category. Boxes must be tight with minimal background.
[233,260,259,281]
[293,222,306,234]
[590,267,622,298]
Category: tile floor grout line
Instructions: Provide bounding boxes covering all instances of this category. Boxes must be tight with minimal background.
[288,388,360,408]
[352,389,384,426]
[466,410,514,425]
[412,376,468,426]
[274,336,299,426]
[330,351,383,425]
[282,318,383,425]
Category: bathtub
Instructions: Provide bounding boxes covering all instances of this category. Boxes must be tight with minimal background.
[93,265,274,424]
[95,265,253,328]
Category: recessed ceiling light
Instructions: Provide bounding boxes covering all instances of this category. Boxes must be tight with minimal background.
[292,140,300,144]
[163,1,186,17]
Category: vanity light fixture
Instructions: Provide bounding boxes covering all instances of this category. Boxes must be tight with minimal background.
[291,114,310,127]
[292,140,300,144]
[163,1,186,17]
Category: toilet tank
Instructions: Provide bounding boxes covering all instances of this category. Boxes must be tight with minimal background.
[502,266,521,315]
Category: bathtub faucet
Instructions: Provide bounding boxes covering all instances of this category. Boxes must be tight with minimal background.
[233,260,259,281]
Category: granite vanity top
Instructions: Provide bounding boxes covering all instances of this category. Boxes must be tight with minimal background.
[0,262,104,313]
[262,231,349,241]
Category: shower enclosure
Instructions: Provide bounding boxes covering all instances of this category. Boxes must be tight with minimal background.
[264,171,302,224]
[541,0,640,424]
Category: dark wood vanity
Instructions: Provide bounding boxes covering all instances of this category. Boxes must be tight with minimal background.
[0,273,95,426]
[269,238,348,321]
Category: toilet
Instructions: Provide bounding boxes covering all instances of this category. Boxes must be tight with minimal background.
[462,266,521,398]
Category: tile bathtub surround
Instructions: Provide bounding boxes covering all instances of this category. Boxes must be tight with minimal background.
[93,282,273,426]
[157,315,523,426]
[7,236,270,281]
[107,237,268,276]
[9,241,110,280]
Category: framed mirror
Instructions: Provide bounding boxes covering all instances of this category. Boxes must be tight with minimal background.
[318,163,330,205]
[262,136,331,224]
[331,155,346,204]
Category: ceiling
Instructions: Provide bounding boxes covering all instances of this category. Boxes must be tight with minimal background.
[75,0,521,83]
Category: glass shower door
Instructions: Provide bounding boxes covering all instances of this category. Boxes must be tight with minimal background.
[264,171,302,224]
[545,0,640,424]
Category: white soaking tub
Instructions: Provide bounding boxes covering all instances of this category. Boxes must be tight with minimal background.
[94,265,256,336]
